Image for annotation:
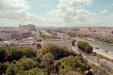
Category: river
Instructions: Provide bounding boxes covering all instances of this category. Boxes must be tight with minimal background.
[41,30,51,36]
[41,30,113,54]
[76,38,113,54]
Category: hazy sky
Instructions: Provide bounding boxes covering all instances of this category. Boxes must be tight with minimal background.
[0,0,113,27]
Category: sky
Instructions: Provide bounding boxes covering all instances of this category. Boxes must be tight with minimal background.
[0,0,113,27]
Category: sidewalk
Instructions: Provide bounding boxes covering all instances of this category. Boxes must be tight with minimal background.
[93,49,113,60]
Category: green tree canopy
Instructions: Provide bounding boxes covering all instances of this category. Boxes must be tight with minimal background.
[65,70,83,75]
[0,62,11,74]
[23,47,35,58]
[8,46,22,61]
[0,46,8,62]
[71,39,77,46]
[6,64,18,75]
[84,44,93,53]
[77,41,93,53]
[37,43,41,49]
[39,44,69,60]
[16,58,37,71]
[41,53,54,75]
[54,60,61,74]
[17,68,47,75]
[59,56,89,75]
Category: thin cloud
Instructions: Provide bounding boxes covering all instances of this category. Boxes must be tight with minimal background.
[106,4,113,7]
[0,0,113,27]
[100,10,107,14]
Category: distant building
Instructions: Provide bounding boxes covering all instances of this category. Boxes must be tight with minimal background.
[0,24,36,41]
[0,37,37,48]
[18,24,36,33]
[42,39,72,50]
[0,31,20,41]
[18,24,36,38]
[27,24,36,32]
[67,27,113,38]
[0,32,11,41]
[18,25,29,33]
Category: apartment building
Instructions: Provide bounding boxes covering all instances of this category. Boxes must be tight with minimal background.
[42,39,72,50]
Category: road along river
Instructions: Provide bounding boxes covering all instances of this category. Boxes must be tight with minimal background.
[75,38,113,57]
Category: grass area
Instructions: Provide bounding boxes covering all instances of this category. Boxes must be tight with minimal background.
[96,53,113,63]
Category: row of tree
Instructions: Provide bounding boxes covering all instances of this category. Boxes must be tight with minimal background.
[94,36,113,44]
[66,32,90,37]
[0,46,35,62]
[77,41,93,53]
[78,34,90,37]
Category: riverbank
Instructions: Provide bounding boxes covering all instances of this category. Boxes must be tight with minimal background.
[75,37,113,61]
[80,37,113,46]
[76,37,113,50]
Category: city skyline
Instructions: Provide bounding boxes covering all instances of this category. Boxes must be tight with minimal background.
[0,0,113,27]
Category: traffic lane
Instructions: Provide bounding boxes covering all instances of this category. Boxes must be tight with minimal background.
[72,46,113,69]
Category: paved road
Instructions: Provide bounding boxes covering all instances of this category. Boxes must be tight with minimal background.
[72,46,113,69]
[72,46,113,75]
[93,49,113,60]
[72,46,100,66]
